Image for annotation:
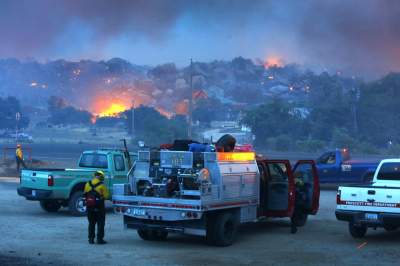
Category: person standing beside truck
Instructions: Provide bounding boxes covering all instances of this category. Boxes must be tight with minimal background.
[291,172,308,234]
[84,170,110,244]
[15,144,27,172]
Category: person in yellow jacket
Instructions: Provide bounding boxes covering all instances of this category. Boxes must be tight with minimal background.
[16,144,27,172]
[84,170,110,244]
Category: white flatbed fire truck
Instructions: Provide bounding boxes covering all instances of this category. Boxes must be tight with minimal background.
[113,147,320,246]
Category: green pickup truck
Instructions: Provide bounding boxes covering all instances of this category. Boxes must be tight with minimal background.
[17,149,135,216]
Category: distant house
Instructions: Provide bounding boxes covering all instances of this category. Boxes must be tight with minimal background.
[203,120,253,144]
[210,120,239,129]
[289,107,310,119]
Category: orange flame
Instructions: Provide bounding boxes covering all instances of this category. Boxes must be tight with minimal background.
[175,100,189,115]
[91,96,130,117]
[155,107,174,119]
[98,103,128,117]
[88,85,180,122]
[264,56,284,68]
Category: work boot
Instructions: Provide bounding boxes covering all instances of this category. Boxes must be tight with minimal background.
[97,239,107,244]
[88,239,94,244]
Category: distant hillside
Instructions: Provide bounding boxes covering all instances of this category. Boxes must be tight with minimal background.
[0,56,363,119]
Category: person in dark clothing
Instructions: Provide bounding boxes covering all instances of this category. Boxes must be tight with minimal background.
[291,172,308,234]
[84,170,110,244]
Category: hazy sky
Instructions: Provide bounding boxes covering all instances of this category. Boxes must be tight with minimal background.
[1,0,400,77]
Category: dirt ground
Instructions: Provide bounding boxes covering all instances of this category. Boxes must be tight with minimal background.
[1,178,399,266]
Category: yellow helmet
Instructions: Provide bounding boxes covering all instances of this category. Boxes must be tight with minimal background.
[94,170,105,180]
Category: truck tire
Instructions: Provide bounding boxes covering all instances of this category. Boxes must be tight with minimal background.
[40,200,61,213]
[137,228,152,240]
[152,230,168,241]
[137,229,168,241]
[349,222,367,238]
[291,212,308,227]
[207,211,239,247]
[68,191,86,216]
[206,215,215,244]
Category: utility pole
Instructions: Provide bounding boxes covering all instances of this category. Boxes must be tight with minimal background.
[351,87,360,134]
[15,112,20,143]
[131,99,135,137]
[188,58,193,139]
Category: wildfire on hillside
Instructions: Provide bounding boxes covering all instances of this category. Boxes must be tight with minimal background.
[175,100,189,115]
[98,103,128,117]
[90,85,152,117]
[155,107,174,119]
[264,56,284,68]
[88,84,179,123]
[86,83,208,123]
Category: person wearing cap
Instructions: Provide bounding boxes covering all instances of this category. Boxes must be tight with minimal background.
[15,144,27,172]
[84,170,110,244]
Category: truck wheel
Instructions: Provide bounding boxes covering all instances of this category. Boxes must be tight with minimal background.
[137,228,152,240]
[291,212,308,227]
[208,211,239,247]
[152,230,168,241]
[40,200,61,213]
[349,222,367,238]
[137,229,168,241]
[68,191,86,216]
[206,214,216,244]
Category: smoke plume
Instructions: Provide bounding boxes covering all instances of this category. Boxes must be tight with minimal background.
[0,0,399,77]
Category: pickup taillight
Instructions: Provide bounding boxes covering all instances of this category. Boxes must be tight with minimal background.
[336,190,341,204]
[48,175,54,186]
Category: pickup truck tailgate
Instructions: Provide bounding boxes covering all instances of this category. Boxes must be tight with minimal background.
[20,170,53,189]
[338,185,400,213]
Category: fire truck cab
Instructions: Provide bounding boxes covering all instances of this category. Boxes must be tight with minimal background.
[113,147,319,246]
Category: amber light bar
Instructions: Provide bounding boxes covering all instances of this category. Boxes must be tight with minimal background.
[217,152,255,161]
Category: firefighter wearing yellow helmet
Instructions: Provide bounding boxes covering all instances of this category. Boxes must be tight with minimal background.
[84,170,110,244]
[16,144,27,172]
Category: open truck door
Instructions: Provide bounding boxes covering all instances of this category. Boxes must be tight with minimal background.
[257,160,296,218]
[292,160,320,215]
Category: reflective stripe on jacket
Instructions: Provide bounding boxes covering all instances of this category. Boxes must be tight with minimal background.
[84,177,110,200]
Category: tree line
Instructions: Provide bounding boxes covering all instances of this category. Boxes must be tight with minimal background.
[242,72,400,154]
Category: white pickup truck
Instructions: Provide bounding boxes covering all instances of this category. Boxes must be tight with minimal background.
[336,159,400,238]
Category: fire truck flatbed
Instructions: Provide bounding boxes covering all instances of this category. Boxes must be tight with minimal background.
[113,149,319,246]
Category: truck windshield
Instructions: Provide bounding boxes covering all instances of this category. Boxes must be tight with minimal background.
[377,162,400,181]
[79,153,108,169]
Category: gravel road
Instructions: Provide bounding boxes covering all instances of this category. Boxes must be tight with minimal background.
[1,178,399,266]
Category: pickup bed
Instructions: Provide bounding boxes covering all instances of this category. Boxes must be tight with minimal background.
[336,159,400,238]
[316,149,378,184]
[17,149,135,216]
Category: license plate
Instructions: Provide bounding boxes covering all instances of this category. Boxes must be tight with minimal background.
[131,208,146,216]
[31,190,36,197]
[365,213,378,220]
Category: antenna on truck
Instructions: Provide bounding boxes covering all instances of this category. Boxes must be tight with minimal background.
[121,138,132,169]
[188,58,193,139]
